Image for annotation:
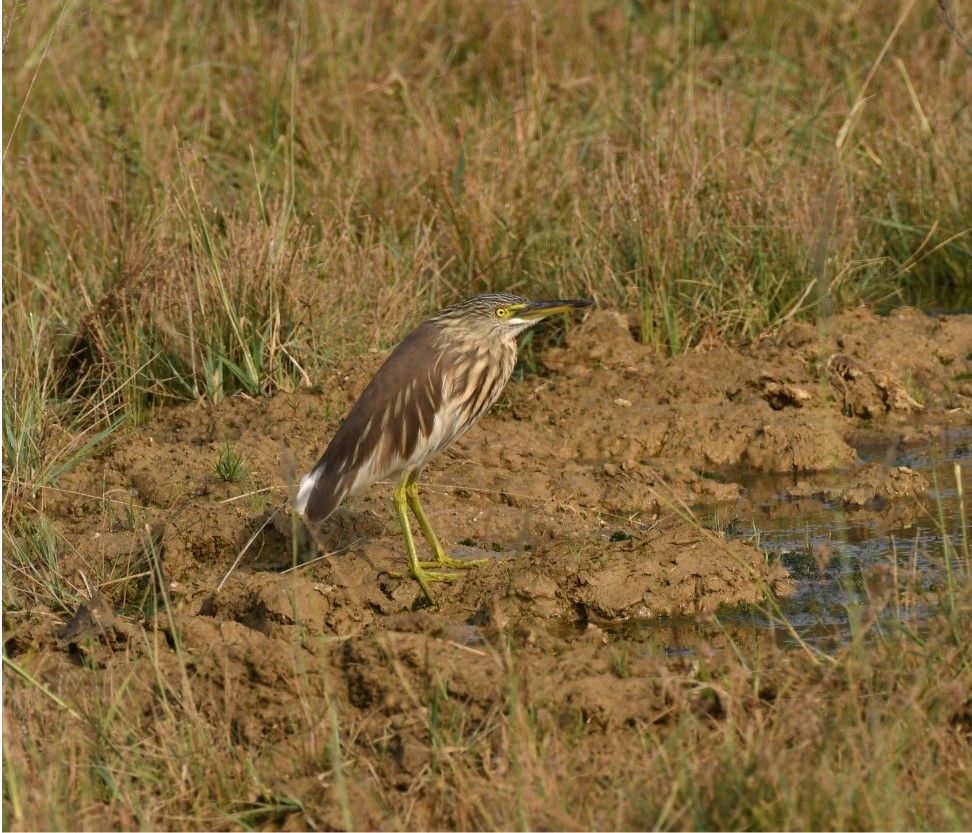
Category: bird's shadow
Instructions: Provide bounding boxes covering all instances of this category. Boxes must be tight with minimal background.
[242,505,387,574]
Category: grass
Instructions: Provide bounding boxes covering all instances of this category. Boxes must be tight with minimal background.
[4,0,970,507]
[5,1,972,438]
[214,444,249,484]
[3,0,972,829]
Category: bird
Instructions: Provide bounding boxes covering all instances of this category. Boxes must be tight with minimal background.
[294,292,594,602]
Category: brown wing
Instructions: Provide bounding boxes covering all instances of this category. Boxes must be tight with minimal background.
[299,321,444,523]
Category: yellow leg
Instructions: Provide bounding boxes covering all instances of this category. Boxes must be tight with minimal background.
[405,471,487,571]
[392,472,459,603]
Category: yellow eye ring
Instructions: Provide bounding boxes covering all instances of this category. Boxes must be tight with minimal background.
[495,308,508,318]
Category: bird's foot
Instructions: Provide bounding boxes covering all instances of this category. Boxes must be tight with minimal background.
[390,567,460,583]
[420,554,489,571]
[393,556,488,603]
[391,565,463,580]
[390,563,462,604]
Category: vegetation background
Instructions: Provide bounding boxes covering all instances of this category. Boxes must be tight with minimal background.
[3,0,971,829]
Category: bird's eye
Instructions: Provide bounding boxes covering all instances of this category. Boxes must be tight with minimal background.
[495,308,509,318]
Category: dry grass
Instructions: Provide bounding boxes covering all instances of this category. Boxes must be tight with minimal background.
[6,0,972,498]
[5,2,971,424]
[3,0,972,829]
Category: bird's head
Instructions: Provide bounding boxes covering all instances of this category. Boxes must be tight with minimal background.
[434,293,594,341]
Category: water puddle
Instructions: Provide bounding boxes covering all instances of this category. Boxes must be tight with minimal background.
[633,429,971,653]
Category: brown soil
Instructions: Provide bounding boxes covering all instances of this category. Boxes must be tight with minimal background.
[6,306,972,828]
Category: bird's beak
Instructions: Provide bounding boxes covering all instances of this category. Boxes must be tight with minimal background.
[518,298,595,320]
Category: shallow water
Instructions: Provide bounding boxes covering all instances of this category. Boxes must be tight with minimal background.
[723,429,971,649]
[626,429,971,654]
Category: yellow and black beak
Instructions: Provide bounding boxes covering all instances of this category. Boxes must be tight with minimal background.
[518,298,595,320]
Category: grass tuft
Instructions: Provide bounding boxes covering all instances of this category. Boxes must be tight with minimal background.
[214,444,249,484]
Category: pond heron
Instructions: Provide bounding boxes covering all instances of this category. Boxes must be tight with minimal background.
[294,292,593,601]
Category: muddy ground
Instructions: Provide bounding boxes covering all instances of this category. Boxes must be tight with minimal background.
[5,306,972,828]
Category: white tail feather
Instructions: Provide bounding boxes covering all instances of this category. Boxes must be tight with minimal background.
[294,469,319,517]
